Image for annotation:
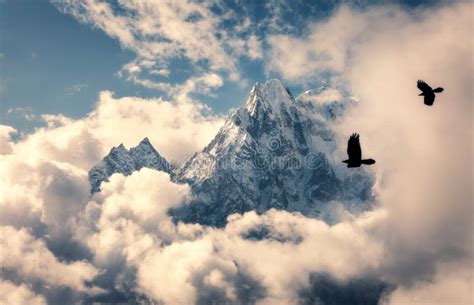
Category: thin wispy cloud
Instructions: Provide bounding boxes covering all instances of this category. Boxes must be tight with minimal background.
[65,82,88,95]
[6,107,37,122]
[52,0,263,95]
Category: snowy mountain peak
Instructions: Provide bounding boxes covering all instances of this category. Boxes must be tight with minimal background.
[88,138,171,193]
[111,143,126,152]
[245,79,295,116]
[296,87,355,121]
[297,86,343,105]
[173,79,375,226]
[138,137,151,146]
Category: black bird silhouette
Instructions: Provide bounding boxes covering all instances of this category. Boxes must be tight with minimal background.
[417,80,444,106]
[342,133,375,168]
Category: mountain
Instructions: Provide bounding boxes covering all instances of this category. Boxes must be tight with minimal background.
[88,79,374,226]
[171,79,374,226]
[296,86,357,121]
[88,137,172,193]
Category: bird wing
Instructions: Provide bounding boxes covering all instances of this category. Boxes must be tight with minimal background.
[347,133,362,161]
[417,80,432,93]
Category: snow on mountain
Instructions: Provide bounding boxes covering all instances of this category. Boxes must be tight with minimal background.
[88,79,375,226]
[88,137,172,193]
[171,79,374,226]
[296,86,357,121]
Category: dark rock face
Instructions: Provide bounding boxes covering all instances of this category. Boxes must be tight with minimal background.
[171,79,374,226]
[88,137,172,193]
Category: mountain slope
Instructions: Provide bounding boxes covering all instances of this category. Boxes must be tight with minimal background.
[88,137,172,193]
[172,79,374,226]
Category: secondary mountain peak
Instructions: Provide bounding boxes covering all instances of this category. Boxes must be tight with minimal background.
[137,137,152,146]
[88,138,171,193]
[111,143,126,152]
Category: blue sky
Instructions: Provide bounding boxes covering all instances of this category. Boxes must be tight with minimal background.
[1,0,445,132]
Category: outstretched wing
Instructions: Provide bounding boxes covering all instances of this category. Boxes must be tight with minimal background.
[417,80,432,93]
[347,133,361,161]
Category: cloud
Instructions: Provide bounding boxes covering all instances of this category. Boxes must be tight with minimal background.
[245,34,264,60]
[0,124,15,154]
[0,225,101,293]
[263,1,472,302]
[266,4,369,82]
[62,166,385,305]
[0,280,47,305]
[265,3,472,85]
[80,190,384,305]
[0,154,92,239]
[6,107,37,122]
[134,238,224,305]
[214,210,385,305]
[11,90,224,168]
[83,169,191,265]
[382,261,473,305]
[64,168,199,303]
[335,0,473,285]
[65,82,88,95]
[52,0,262,92]
[0,94,220,304]
[171,73,225,102]
[0,154,182,304]
[299,88,344,105]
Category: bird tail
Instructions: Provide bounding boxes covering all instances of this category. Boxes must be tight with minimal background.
[433,87,444,93]
[361,159,376,165]
[418,93,424,96]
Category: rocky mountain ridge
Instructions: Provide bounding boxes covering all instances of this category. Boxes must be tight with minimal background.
[89,79,374,226]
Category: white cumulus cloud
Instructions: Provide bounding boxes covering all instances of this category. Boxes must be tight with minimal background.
[0,280,47,305]
[12,90,224,168]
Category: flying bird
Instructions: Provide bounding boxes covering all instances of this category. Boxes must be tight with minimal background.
[417,80,444,106]
[342,133,375,168]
